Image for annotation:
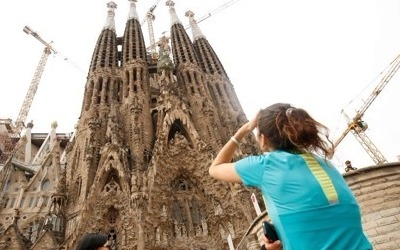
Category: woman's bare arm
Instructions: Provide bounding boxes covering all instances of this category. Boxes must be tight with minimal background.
[209,112,260,183]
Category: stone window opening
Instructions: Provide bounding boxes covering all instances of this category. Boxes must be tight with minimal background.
[28,197,34,207]
[10,198,15,208]
[2,197,9,208]
[2,180,10,192]
[167,120,192,148]
[172,176,191,192]
[26,220,43,243]
[41,179,50,191]
[75,177,82,202]
[178,180,188,191]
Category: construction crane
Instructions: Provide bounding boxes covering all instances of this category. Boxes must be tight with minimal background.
[1,26,56,165]
[14,26,58,134]
[141,0,161,59]
[0,26,58,204]
[333,54,400,165]
[140,0,161,26]
[183,0,241,30]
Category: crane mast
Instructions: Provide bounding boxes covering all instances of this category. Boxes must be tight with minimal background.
[334,54,400,164]
[0,26,56,204]
[15,26,57,133]
[147,3,159,59]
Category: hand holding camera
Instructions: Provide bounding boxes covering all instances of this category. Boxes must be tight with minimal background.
[262,221,279,242]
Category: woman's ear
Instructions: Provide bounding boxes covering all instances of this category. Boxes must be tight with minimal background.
[259,134,269,152]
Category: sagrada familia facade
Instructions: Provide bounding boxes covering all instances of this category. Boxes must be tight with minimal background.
[0,0,265,249]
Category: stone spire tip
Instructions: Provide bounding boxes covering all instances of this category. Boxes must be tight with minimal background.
[166,0,181,26]
[186,10,205,41]
[128,0,139,21]
[104,1,117,31]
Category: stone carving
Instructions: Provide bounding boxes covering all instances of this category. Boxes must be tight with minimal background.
[103,177,120,194]
[106,116,122,145]
[202,219,209,236]
[169,132,190,156]
[213,199,223,215]
[161,204,167,219]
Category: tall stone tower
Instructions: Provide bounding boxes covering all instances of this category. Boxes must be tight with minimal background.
[0,1,262,249]
[60,1,259,249]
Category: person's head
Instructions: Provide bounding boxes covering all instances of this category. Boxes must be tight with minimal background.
[76,232,110,250]
[257,103,333,157]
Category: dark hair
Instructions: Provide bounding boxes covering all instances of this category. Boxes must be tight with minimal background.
[257,103,333,157]
[76,232,108,250]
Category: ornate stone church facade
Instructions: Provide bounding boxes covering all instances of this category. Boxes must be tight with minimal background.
[0,1,263,249]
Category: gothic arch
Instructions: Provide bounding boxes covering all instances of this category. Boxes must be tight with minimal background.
[98,149,125,174]
[167,119,193,149]
[96,150,130,194]
[96,77,104,105]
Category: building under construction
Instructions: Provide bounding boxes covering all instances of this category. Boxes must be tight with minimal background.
[0,1,399,249]
[0,1,261,249]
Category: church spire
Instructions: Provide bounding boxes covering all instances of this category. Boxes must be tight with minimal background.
[185,10,205,41]
[186,10,226,76]
[166,0,199,66]
[104,1,117,31]
[87,2,118,74]
[187,10,247,141]
[121,0,147,64]
[165,1,226,149]
[166,0,181,26]
[83,2,119,111]
[127,0,140,21]
[120,0,154,168]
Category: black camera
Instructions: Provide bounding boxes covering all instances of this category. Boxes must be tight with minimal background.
[262,221,279,242]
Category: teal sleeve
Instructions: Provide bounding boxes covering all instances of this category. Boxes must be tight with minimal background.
[234,155,266,187]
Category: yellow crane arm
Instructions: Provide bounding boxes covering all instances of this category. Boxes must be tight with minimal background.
[334,54,400,164]
[357,54,400,116]
[14,26,55,133]
[15,47,51,132]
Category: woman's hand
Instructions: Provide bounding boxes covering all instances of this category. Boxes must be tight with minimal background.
[209,110,261,183]
[236,110,260,140]
[262,235,282,250]
[248,110,260,132]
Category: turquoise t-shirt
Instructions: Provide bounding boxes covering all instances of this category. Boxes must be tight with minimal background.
[235,150,372,250]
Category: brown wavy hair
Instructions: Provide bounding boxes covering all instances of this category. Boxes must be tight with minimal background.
[257,103,333,157]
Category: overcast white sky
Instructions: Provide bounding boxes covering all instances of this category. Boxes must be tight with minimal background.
[1,0,400,170]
